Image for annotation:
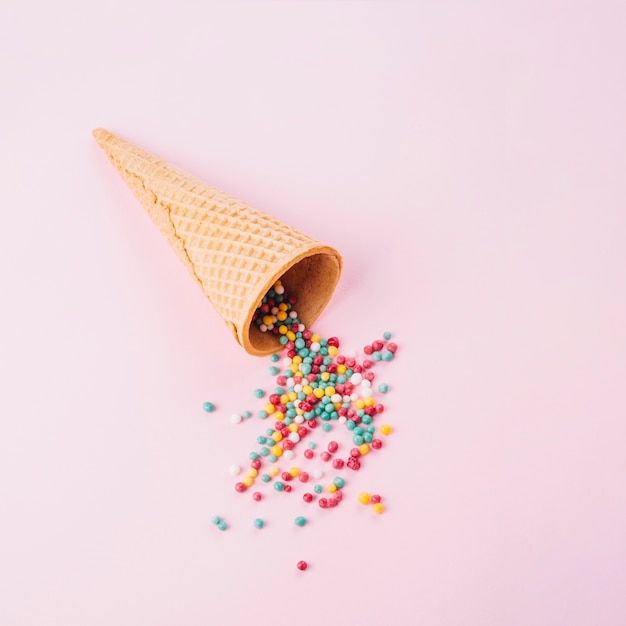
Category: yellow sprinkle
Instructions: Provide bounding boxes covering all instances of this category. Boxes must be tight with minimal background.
[336,364,346,374]
[311,334,320,343]
[242,476,254,487]
[278,325,288,335]
[380,424,392,436]
[278,303,288,311]
[289,467,300,477]
[354,399,365,410]
[328,345,338,357]
[292,355,302,365]
[365,397,375,407]
[326,483,337,493]
[268,465,279,477]
[358,492,370,505]
[372,503,384,514]
[288,391,297,402]
[271,431,283,442]
[246,467,258,478]
[288,423,298,432]
[286,331,296,341]
[313,388,325,399]
[270,445,283,457]
[320,372,330,382]
[302,385,312,395]
[358,443,369,455]
[277,311,287,322]
[324,386,335,397]
[264,403,275,414]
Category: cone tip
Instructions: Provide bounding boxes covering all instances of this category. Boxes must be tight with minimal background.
[92,127,113,146]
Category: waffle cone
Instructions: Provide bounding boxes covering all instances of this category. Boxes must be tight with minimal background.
[92,128,342,356]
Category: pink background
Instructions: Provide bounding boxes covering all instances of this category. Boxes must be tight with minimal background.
[2,1,625,624]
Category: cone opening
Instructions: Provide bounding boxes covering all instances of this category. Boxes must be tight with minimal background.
[243,248,342,356]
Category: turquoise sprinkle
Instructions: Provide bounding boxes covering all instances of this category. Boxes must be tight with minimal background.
[256,435,266,444]
[242,410,252,419]
[211,515,221,525]
[274,481,284,491]
[267,454,277,463]
[361,415,372,425]
[363,432,373,443]
[260,447,269,456]
[249,451,259,460]
[333,477,345,488]
[257,410,268,419]
[313,484,323,494]
[266,428,274,436]
[270,353,279,362]
[322,423,332,432]
[217,521,227,531]
[378,383,389,393]
[353,435,364,445]
[353,426,364,436]
[346,420,356,431]
[383,331,392,340]
[254,518,264,529]
[202,402,215,413]
[279,335,288,345]
[261,474,271,482]
[294,516,307,527]
[372,351,382,361]
[268,366,279,375]
[295,338,305,349]
[253,388,265,398]
[307,441,316,449]
[382,351,393,362]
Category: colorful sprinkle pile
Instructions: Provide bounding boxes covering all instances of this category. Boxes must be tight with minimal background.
[210,279,398,566]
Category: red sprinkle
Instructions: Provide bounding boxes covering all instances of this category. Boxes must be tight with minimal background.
[297,560,308,571]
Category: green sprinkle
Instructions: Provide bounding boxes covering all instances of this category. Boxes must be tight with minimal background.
[383,331,392,340]
[211,515,221,525]
[322,423,332,432]
[254,518,264,529]
[253,388,265,398]
[294,516,307,527]
[378,383,389,393]
[261,474,271,482]
[274,481,284,491]
[217,521,227,531]
[270,354,279,362]
[313,484,323,494]
[268,366,279,375]
[333,476,345,488]
[203,402,215,413]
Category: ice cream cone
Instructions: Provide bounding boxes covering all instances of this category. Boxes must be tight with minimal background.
[92,128,342,356]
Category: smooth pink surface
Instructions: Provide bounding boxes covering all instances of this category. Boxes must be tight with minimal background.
[2,2,625,625]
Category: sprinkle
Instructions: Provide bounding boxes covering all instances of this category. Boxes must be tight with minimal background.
[253,389,265,399]
[203,402,215,413]
[358,492,370,505]
[254,518,264,529]
[297,560,308,571]
[294,516,307,527]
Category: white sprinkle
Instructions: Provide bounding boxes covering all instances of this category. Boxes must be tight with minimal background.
[312,469,324,480]
[310,342,320,352]
[289,311,298,319]
[288,432,300,443]
[275,284,285,294]
[283,450,295,461]
[350,393,358,402]
[259,324,267,332]
[282,357,292,368]
[294,415,304,424]
[350,373,363,385]
[230,413,242,424]
[331,394,342,403]
[293,384,303,393]
[338,416,347,424]
[229,465,241,476]
[298,324,305,332]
